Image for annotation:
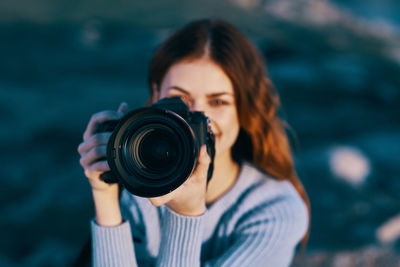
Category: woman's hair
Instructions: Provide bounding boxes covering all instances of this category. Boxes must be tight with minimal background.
[148,19,310,245]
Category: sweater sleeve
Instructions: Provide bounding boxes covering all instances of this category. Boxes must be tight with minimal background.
[204,192,309,267]
[91,219,137,267]
[156,207,206,267]
[91,204,206,267]
[90,190,145,267]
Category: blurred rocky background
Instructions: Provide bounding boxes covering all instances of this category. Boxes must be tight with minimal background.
[0,0,399,266]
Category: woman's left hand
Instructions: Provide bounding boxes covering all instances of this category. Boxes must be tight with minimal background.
[148,145,210,216]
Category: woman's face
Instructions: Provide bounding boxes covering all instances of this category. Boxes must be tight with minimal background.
[156,58,240,159]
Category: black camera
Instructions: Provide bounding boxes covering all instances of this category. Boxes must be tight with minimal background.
[95,97,215,198]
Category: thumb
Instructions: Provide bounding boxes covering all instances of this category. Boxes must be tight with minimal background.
[118,102,129,114]
[190,145,211,184]
[197,145,211,167]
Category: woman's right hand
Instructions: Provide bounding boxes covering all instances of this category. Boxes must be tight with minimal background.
[77,102,129,226]
[78,102,129,193]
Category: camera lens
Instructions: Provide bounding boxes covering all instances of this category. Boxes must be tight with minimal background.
[127,124,182,178]
[108,108,198,197]
[139,128,178,170]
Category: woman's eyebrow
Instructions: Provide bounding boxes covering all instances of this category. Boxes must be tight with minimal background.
[167,86,190,95]
[207,92,234,98]
[168,86,233,98]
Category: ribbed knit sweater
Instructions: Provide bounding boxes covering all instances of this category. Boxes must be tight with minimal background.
[91,162,309,267]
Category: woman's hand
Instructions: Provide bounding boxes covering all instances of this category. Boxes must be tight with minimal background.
[148,145,211,216]
[78,102,129,226]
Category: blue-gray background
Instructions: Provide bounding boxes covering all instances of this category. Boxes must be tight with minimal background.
[0,0,399,266]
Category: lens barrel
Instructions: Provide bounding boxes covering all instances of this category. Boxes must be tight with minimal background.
[106,108,198,197]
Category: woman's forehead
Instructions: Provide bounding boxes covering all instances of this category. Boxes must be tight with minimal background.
[160,58,234,96]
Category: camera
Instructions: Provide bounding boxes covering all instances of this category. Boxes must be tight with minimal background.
[95,97,215,197]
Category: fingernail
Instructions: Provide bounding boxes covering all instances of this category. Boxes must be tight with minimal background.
[118,102,128,112]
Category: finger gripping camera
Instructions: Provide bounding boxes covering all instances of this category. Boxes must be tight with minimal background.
[96,97,215,197]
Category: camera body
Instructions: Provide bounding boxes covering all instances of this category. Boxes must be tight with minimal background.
[96,97,215,197]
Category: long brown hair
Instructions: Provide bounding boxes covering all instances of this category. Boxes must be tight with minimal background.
[148,19,310,245]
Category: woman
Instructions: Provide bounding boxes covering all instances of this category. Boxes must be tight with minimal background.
[78,19,310,267]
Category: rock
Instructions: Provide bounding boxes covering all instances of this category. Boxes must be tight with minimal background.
[377,214,400,244]
[329,146,371,187]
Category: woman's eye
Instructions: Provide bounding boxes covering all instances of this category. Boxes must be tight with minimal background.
[210,99,227,106]
[173,95,191,106]
[167,94,187,103]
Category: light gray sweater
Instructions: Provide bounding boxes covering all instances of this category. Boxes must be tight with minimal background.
[91,162,309,267]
